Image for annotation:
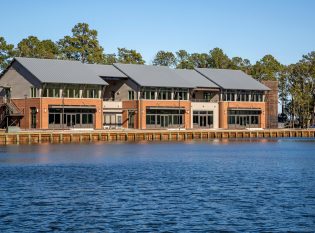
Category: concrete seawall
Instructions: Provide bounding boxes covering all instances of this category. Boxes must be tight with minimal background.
[0,129,315,145]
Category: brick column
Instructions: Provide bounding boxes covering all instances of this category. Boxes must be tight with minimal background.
[262,81,278,129]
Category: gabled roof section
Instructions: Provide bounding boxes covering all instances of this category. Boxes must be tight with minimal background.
[113,63,195,88]
[15,57,108,85]
[174,69,219,88]
[195,68,270,91]
[85,64,127,78]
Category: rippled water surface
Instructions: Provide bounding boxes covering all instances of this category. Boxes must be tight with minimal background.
[1,138,315,232]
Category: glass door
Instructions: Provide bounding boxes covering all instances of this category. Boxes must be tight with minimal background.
[128,111,135,128]
[238,116,248,128]
[72,114,76,127]
[66,114,76,127]
[30,108,37,128]
[200,116,207,127]
[66,114,71,127]
[245,116,250,127]
[160,115,169,128]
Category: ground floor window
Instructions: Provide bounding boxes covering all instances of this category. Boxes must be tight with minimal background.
[48,108,95,129]
[146,108,185,128]
[228,109,261,129]
[193,111,213,128]
[104,113,122,129]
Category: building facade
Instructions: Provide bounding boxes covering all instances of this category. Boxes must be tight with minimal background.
[195,68,272,129]
[0,57,277,130]
[0,58,106,130]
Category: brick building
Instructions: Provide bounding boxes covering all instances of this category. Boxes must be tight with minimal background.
[0,57,277,130]
[0,58,106,130]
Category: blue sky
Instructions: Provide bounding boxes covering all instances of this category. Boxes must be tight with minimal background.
[1,0,314,65]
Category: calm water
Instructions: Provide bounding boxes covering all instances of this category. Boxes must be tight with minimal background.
[0,139,315,232]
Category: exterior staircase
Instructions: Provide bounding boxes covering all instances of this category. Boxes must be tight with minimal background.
[0,99,23,129]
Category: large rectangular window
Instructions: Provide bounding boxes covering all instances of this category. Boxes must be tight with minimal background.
[192,111,213,128]
[158,89,172,100]
[43,85,101,99]
[174,89,188,100]
[222,90,264,102]
[63,87,79,98]
[228,109,261,129]
[144,90,155,100]
[48,108,95,129]
[80,87,99,98]
[226,92,235,101]
[83,89,99,98]
[146,108,185,128]
[43,88,60,97]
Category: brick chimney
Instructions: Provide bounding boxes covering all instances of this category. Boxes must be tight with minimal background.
[262,81,278,128]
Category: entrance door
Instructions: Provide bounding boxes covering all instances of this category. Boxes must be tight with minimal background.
[193,111,213,129]
[30,108,37,128]
[66,114,76,127]
[200,116,207,127]
[128,111,135,128]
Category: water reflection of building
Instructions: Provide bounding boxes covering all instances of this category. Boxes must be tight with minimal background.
[0,57,277,130]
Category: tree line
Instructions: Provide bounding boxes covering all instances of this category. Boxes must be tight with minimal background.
[0,23,314,128]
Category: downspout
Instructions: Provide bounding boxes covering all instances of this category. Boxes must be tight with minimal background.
[40,95,42,129]
[138,88,141,129]
[102,85,106,128]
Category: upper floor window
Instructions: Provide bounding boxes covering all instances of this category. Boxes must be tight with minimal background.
[128,90,135,100]
[42,85,102,98]
[43,88,60,98]
[83,89,99,98]
[158,89,172,100]
[140,88,156,100]
[251,93,263,102]
[145,90,155,100]
[30,87,38,97]
[203,92,214,101]
[174,89,188,100]
[222,90,264,102]
[63,87,80,98]
[51,88,60,97]
[222,92,235,101]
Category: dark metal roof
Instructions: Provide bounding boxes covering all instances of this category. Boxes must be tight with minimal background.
[15,57,108,85]
[174,69,219,88]
[113,63,195,88]
[195,68,270,91]
[85,64,127,78]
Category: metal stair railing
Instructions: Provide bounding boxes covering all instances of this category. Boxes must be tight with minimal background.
[0,101,23,128]
[6,101,22,115]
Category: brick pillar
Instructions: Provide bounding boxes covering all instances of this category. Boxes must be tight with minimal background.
[262,81,278,129]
